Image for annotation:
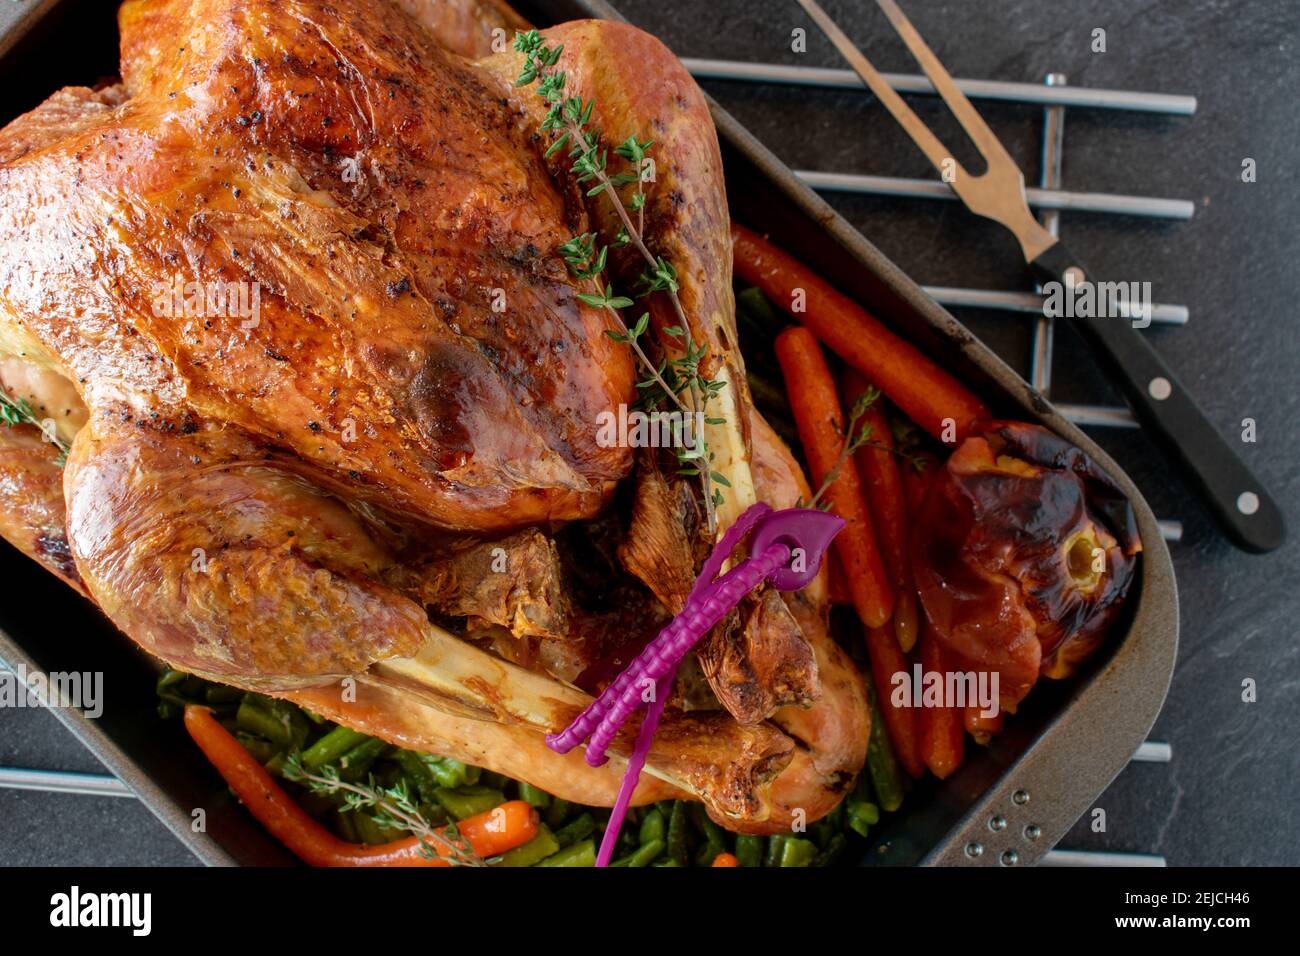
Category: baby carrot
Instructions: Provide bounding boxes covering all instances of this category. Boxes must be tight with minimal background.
[841,370,918,652]
[964,706,1005,745]
[775,326,893,628]
[733,222,990,443]
[864,624,926,779]
[918,629,966,780]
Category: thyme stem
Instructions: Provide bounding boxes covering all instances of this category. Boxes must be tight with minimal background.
[514,30,720,533]
[282,755,486,866]
[0,387,70,465]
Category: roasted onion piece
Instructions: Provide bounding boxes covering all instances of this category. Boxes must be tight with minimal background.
[911,421,1142,710]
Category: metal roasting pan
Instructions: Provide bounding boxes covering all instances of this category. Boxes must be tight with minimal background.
[0,0,1178,867]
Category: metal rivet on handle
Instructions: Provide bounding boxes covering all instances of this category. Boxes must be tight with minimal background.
[1147,377,1172,400]
[965,842,984,858]
[1237,491,1260,515]
[1012,789,1030,805]
[989,815,1007,832]
[1000,849,1019,866]
[1024,824,1042,840]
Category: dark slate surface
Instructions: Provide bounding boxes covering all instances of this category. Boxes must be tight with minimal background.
[1,0,1296,866]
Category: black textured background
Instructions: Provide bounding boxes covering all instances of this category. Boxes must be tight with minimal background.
[1,0,1297,866]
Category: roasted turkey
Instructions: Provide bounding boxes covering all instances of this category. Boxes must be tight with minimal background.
[0,0,867,832]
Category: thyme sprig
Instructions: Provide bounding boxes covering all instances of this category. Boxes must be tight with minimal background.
[281,753,489,867]
[0,387,70,467]
[805,386,881,510]
[513,29,724,528]
[802,386,929,511]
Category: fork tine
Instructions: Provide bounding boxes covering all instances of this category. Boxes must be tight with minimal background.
[875,0,1018,171]
[794,0,966,179]
[800,0,1055,259]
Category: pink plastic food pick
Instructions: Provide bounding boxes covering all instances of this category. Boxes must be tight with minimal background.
[545,503,845,866]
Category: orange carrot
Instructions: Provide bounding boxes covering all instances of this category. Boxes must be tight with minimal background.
[826,553,853,606]
[901,451,938,516]
[775,326,893,629]
[964,706,1005,745]
[734,223,990,443]
[711,852,740,867]
[918,629,966,780]
[183,704,537,866]
[841,369,918,652]
[864,625,926,779]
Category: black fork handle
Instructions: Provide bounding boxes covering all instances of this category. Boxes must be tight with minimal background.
[1031,243,1285,553]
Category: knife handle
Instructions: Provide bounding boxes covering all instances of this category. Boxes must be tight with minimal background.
[1031,243,1285,553]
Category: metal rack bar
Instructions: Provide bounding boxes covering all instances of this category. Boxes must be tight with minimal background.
[684,58,1198,115]
[1132,740,1173,763]
[0,766,134,798]
[795,170,1195,219]
[923,286,1187,325]
[1040,848,1167,866]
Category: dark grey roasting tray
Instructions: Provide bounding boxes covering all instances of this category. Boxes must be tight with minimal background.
[0,0,1177,867]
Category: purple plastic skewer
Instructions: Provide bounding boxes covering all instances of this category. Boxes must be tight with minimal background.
[546,503,773,755]
[594,665,676,867]
[582,543,791,766]
[586,503,775,865]
[545,503,842,866]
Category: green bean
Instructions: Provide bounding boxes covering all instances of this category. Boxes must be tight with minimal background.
[260,696,311,749]
[651,859,681,867]
[434,786,505,820]
[337,737,391,782]
[734,835,764,868]
[301,726,369,770]
[814,834,847,867]
[393,750,442,804]
[666,801,691,867]
[690,803,727,866]
[417,802,449,827]
[235,697,294,748]
[234,732,277,764]
[470,768,500,788]
[205,685,243,705]
[694,840,728,867]
[846,800,880,839]
[518,782,552,809]
[689,803,726,845]
[764,835,786,867]
[545,797,574,830]
[155,669,204,706]
[611,839,664,867]
[496,825,561,867]
[554,814,596,848]
[865,679,905,812]
[639,808,666,846]
[779,837,818,867]
[419,755,475,789]
[156,668,189,697]
[536,839,596,867]
[353,810,405,846]
[811,801,846,848]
